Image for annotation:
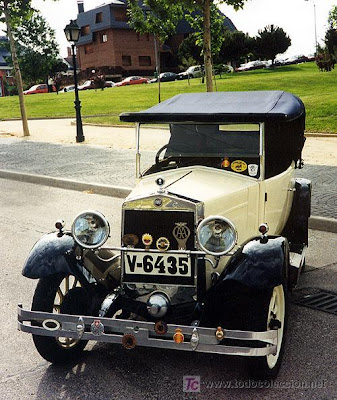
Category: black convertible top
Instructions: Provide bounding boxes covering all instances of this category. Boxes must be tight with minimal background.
[120,91,305,123]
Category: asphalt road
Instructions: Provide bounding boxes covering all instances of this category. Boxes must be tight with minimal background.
[0,179,336,400]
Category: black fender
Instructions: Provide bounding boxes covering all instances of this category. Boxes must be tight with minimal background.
[282,178,311,247]
[222,236,289,289]
[200,236,289,328]
[22,232,87,281]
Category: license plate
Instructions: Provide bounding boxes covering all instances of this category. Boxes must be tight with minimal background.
[123,252,192,277]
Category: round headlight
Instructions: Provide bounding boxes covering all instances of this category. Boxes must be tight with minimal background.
[197,216,237,256]
[71,210,110,249]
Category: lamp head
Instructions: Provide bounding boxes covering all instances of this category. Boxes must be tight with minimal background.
[64,20,81,43]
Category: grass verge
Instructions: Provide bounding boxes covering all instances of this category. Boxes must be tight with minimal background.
[0,62,336,133]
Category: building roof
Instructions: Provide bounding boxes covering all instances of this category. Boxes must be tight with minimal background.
[0,36,10,68]
[76,1,236,46]
[77,1,132,45]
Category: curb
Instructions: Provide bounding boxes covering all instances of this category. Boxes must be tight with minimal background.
[308,216,337,234]
[1,169,336,234]
[0,169,131,199]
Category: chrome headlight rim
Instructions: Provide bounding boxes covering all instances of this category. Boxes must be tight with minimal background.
[71,210,110,249]
[197,215,237,257]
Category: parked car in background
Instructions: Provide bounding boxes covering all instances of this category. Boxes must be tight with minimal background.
[78,80,95,90]
[78,80,116,90]
[149,72,178,83]
[115,76,148,86]
[60,85,75,93]
[236,60,266,72]
[23,84,55,95]
[283,55,309,65]
[105,81,116,88]
[178,65,203,80]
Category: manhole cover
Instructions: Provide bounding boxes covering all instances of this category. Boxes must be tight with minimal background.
[293,289,337,316]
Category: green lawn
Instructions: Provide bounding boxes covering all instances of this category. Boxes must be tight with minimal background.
[0,62,336,133]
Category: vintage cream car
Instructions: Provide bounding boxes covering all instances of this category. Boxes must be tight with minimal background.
[18,91,311,379]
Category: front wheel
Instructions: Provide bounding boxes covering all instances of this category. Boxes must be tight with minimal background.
[247,284,288,379]
[32,274,89,364]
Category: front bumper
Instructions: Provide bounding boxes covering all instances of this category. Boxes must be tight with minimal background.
[18,305,278,357]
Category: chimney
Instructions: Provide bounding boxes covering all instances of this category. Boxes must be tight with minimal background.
[67,47,72,57]
[77,0,84,13]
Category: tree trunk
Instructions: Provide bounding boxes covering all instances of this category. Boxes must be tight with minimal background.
[4,1,30,137]
[203,0,213,92]
[154,35,161,103]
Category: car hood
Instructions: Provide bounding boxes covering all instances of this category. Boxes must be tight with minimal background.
[126,166,258,214]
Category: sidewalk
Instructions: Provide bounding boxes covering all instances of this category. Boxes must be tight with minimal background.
[0,119,336,230]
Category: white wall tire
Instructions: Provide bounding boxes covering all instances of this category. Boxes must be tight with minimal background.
[247,284,288,379]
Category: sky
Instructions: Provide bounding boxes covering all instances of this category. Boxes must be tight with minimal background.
[4,0,337,58]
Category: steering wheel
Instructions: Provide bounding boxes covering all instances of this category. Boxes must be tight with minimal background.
[155,144,169,164]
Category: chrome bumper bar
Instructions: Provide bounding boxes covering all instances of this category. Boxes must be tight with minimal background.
[18,305,278,357]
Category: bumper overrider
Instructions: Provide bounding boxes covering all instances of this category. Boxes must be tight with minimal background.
[18,305,278,357]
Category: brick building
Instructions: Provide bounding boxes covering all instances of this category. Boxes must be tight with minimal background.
[75,0,236,78]
[0,36,13,97]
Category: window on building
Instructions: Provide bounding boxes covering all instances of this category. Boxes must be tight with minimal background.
[81,25,90,36]
[114,9,127,22]
[122,55,132,66]
[100,33,108,43]
[139,56,151,66]
[93,32,98,42]
[84,45,94,54]
[96,12,103,23]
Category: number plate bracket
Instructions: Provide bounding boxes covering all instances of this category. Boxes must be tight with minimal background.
[122,251,196,286]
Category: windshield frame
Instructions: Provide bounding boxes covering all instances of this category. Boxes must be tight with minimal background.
[135,122,265,180]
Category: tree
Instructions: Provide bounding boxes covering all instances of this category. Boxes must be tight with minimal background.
[127,0,183,102]
[315,7,337,72]
[328,5,337,29]
[325,27,337,58]
[178,34,203,67]
[0,0,58,137]
[218,29,253,68]
[127,0,247,93]
[13,10,62,86]
[1,0,32,136]
[255,25,291,66]
[175,0,247,91]
[185,3,227,67]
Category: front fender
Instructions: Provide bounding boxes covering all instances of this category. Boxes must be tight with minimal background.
[222,236,289,290]
[200,236,289,328]
[22,232,78,279]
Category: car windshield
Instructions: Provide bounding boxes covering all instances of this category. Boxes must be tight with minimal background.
[166,124,260,158]
[141,123,261,178]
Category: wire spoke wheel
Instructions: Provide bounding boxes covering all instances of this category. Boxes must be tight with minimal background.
[54,276,81,349]
[31,274,88,364]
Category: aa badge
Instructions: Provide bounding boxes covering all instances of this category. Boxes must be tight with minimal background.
[173,222,191,250]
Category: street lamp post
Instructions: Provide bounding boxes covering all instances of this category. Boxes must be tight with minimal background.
[305,0,318,55]
[64,20,85,143]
